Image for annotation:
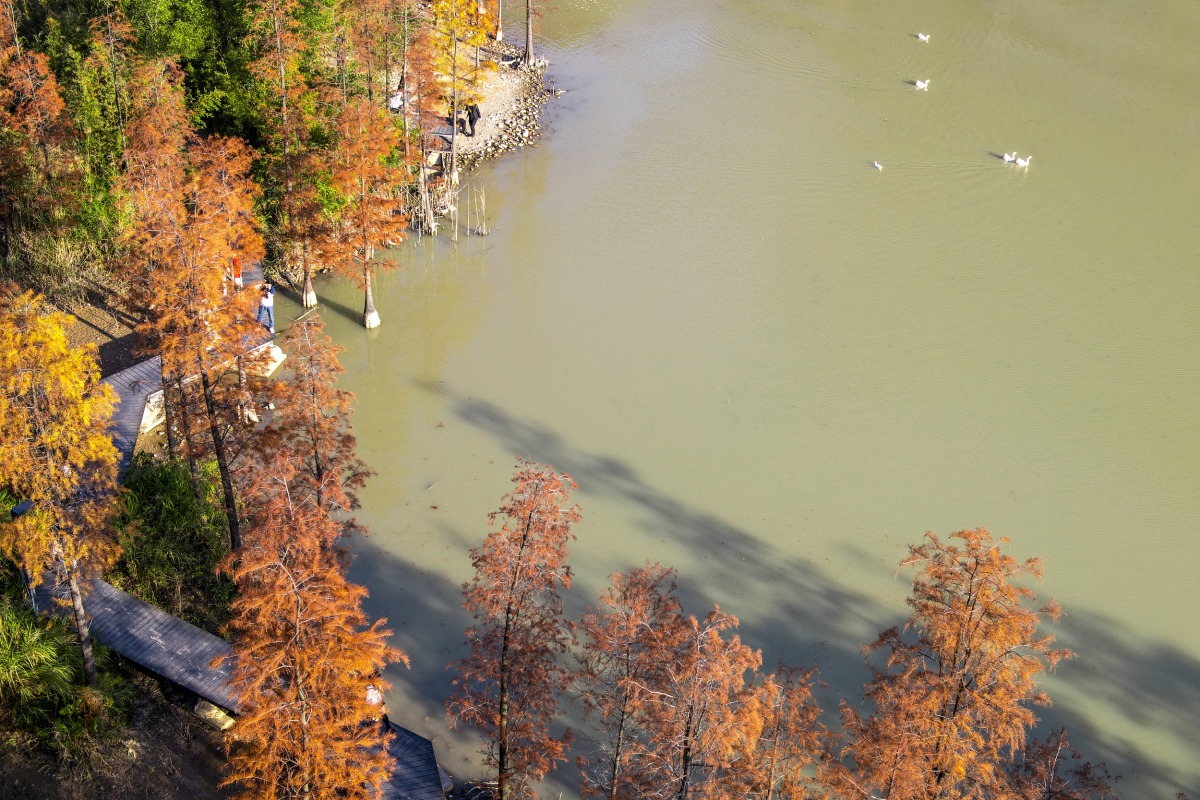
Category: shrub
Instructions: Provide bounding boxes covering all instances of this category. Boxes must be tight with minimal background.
[0,597,80,729]
[109,455,235,633]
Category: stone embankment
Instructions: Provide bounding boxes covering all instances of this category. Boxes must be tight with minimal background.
[451,40,560,173]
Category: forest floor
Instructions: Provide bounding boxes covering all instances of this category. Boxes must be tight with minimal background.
[17,45,551,800]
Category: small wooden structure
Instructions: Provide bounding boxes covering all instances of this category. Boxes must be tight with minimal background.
[99,259,284,477]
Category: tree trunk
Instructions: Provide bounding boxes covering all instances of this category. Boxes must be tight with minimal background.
[67,567,98,687]
[496,0,504,41]
[236,355,257,424]
[450,36,459,178]
[199,368,242,550]
[363,266,380,328]
[162,377,179,458]
[400,3,411,162]
[497,604,513,800]
[524,0,533,64]
[302,262,317,307]
[174,377,204,500]
[606,700,630,800]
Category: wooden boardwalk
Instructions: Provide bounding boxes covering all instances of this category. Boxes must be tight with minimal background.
[30,260,447,796]
[33,576,239,711]
[380,722,449,800]
[101,356,163,476]
[36,578,447,800]
[82,580,239,710]
[100,259,275,477]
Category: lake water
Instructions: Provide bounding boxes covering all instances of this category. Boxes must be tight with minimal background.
[275,0,1200,795]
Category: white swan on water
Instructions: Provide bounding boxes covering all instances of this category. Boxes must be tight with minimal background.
[917,32,930,42]
[1015,155,1032,168]
[873,161,883,171]
[1003,152,1016,163]
[914,79,930,90]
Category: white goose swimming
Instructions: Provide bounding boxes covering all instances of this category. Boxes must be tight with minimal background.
[1015,155,1032,168]
[917,32,930,42]
[1003,152,1016,163]
[873,161,883,171]
[914,79,930,91]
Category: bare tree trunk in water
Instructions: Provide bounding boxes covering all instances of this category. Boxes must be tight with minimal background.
[302,264,317,307]
[364,265,380,328]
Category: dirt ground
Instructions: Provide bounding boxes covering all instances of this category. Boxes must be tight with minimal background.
[56,281,144,379]
[0,673,226,800]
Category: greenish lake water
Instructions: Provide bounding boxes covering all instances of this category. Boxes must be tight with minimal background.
[275,0,1200,795]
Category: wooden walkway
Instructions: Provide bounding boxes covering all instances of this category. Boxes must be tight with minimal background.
[32,576,239,711]
[380,722,450,800]
[101,356,163,476]
[29,261,447,797]
[35,577,447,799]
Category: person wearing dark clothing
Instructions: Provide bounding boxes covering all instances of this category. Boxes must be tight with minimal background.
[466,103,482,136]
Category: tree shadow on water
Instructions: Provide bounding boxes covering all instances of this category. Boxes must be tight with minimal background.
[409,379,1200,799]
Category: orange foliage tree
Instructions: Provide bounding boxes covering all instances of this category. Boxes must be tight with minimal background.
[259,313,372,520]
[247,0,331,309]
[578,563,764,800]
[328,96,407,329]
[577,563,688,800]
[447,460,579,800]
[1008,726,1119,800]
[221,453,406,800]
[0,0,82,268]
[724,666,831,800]
[835,528,1071,800]
[642,605,762,800]
[0,289,119,686]
[119,59,266,548]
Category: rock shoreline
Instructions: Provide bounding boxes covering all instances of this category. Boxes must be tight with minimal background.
[449,41,557,173]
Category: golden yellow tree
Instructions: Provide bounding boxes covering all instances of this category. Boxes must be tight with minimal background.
[0,288,119,687]
[431,0,487,175]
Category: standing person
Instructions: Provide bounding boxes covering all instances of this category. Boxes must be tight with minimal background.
[467,103,481,137]
[232,256,243,290]
[256,282,275,334]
